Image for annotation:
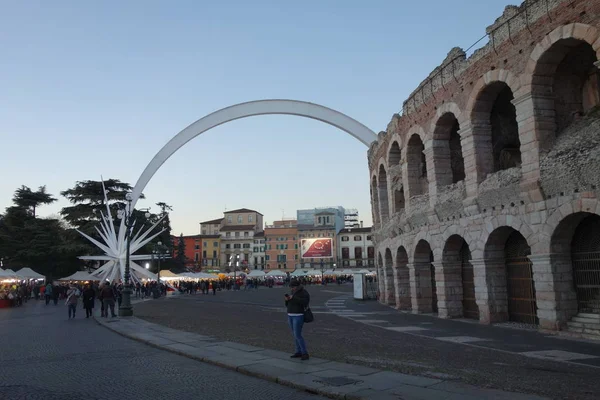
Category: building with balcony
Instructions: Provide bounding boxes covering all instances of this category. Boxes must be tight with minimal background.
[265,219,298,271]
[252,231,266,270]
[199,234,220,269]
[367,0,600,336]
[337,227,374,268]
[219,208,264,269]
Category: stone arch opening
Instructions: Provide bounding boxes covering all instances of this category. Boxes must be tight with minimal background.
[414,239,437,313]
[550,212,600,320]
[395,246,411,310]
[473,82,521,173]
[384,248,395,306]
[433,113,465,185]
[388,141,405,214]
[371,176,380,224]
[442,235,478,319]
[378,165,390,221]
[377,252,385,300]
[406,134,428,197]
[485,227,537,325]
[533,39,599,138]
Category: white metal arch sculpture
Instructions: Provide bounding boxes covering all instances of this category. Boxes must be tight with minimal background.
[130,99,378,206]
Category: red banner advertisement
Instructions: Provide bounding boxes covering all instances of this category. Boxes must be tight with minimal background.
[301,238,333,258]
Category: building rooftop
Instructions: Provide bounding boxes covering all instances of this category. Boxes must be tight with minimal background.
[200,218,223,225]
[224,208,263,215]
[339,227,372,234]
[315,211,335,216]
[220,224,257,231]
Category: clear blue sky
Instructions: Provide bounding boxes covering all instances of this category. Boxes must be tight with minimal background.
[0,0,511,235]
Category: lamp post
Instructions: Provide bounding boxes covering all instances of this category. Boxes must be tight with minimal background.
[152,241,168,297]
[117,192,150,317]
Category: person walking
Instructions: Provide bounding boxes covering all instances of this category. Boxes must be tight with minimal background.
[82,284,95,318]
[100,282,117,318]
[44,283,53,305]
[284,279,310,360]
[66,285,80,319]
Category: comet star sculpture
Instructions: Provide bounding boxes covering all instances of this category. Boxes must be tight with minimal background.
[77,180,166,283]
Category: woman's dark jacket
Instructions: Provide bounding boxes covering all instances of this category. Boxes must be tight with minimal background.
[285,288,310,314]
[82,288,95,308]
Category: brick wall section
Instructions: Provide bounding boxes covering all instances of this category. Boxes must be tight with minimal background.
[366,0,600,332]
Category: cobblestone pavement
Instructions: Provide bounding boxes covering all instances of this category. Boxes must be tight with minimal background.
[135,284,600,399]
[0,299,320,400]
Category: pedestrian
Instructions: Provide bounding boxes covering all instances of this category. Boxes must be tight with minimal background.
[44,282,53,305]
[211,281,216,296]
[284,279,310,360]
[100,282,117,318]
[66,284,81,319]
[82,284,95,318]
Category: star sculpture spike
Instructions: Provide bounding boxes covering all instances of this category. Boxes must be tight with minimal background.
[77,178,167,283]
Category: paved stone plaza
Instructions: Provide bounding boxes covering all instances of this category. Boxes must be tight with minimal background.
[0,300,320,400]
[134,285,600,399]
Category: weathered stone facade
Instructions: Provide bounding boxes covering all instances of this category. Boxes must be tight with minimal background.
[368,0,600,334]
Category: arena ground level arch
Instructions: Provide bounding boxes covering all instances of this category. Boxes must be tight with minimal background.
[130,99,378,206]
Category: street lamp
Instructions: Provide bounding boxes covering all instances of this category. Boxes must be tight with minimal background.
[152,241,168,298]
[116,192,150,317]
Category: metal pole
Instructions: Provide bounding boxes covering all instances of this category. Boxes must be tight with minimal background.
[158,254,161,296]
[119,200,134,316]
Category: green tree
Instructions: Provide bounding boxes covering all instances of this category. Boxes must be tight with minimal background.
[12,185,56,217]
[0,186,84,279]
[175,233,187,271]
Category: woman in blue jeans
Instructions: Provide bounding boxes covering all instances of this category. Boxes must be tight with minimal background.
[285,279,310,360]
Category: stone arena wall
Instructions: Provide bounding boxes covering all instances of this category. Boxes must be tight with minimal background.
[366,0,600,332]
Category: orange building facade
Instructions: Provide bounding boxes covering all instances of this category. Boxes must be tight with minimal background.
[264,220,298,271]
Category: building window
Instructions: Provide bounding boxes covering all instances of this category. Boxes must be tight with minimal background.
[268,244,272,250]
[295,244,298,249]
[277,255,287,262]
[213,242,218,247]
[284,244,288,249]
[227,216,232,223]
[318,216,322,224]
[342,247,350,259]
[366,235,372,241]
[354,235,361,241]
[195,253,199,261]
[341,236,350,242]
[266,255,270,261]
[203,241,208,247]
[234,244,241,249]
[226,232,231,237]
[202,250,207,258]
[244,232,249,238]
[202,230,207,235]
[235,232,240,237]
[253,247,258,252]
[326,216,330,223]
[237,215,243,223]
[225,244,231,249]
[243,243,250,249]
[213,250,217,258]
[195,244,200,250]
[248,215,253,223]
[294,254,298,260]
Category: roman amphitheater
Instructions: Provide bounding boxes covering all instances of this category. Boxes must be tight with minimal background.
[368,0,600,336]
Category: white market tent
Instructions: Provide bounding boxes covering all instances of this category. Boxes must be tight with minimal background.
[3,268,24,279]
[58,271,99,281]
[290,270,307,277]
[0,269,16,279]
[16,267,45,280]
[247,270,266,278]
[266,270,286,277]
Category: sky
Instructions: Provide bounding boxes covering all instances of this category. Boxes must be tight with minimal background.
[0,0,512,235]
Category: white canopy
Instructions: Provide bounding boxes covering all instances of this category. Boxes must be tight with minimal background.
[59,271,99,281]
[247,270,266,278]
[0,269,16,278]
[290,270,306,277]
[266,270,286,277]
[16,267,45,280]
